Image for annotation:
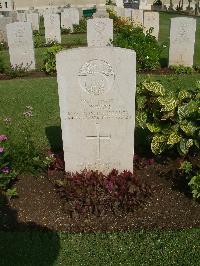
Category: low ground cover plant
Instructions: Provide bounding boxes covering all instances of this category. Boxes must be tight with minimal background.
[109,9,165,70]
[0,134,17,199]
[73,19,87,33]
[42,44,63,74]
[170,65,194,74]
[52,168,150,216]
[5,63,30,78]
[0,56,5,73]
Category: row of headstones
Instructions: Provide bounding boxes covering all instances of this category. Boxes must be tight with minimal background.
[3,15,197,72]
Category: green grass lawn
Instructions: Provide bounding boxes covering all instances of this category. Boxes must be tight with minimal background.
[0,74,200,150]
[0,229,200,265]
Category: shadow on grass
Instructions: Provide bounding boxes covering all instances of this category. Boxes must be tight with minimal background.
[160,57,168,68]
[45,126,63,152]
[0,193,60,266]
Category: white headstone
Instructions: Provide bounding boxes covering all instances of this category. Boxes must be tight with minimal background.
[17,12,27,22]
[44,13,61,44]
[169,17,196,67]
[87,18,113,47]
[93,8,109,18]
[131,9,143,26]
[63,7,79,25]
[26,12,39,31]
[116,0,124,7]
[143,11,159,40]
[0,16,12,42]
[124,8,132,19]
[61,11,73,31]
[6,22,35,70]
[56,47,136,174]
[0,0,13,11]
[114,6,125,17]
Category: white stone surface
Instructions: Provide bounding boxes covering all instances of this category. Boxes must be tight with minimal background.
[131,9,143,26]
[6,22,35,70]
[17,12,27,22]
[116,0,124,7]
[61,10,73,31]
[0,0,13,11]
[44,13,61,43]
[114,6,125,17]
[87,18,113,47]
[0,16,12,42]
[169,17,196,67]
[93,8,109,18]
[56,47,136,174]
[143,11,159,40]
[26,12,39,31]
[124,8,132,19]
[63,7,79,25]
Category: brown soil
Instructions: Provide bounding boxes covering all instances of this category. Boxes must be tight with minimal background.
[1,158,200,232]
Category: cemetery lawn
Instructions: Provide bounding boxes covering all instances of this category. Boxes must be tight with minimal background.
[0,229,200,266]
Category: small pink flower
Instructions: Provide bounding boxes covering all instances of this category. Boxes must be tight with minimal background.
[0,135,7,142]
[1,166,10,174]
[0,147,4,153]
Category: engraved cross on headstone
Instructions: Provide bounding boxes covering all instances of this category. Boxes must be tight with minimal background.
[86,123,111,160]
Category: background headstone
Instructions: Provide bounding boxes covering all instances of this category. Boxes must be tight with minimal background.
[26,12,39,31]
[17,12,27,22]
[131,9,143,26]
[44,13,61,43]
[6,22,35,70]
[87,18,113,47]
[169,17,196,67]
[114,6,125,17]
[116,0,124,7]
[124,8,132,19]
[93,8,109,18]
[61,10,73,31]
[0,16,12,42]
[56,47,136,174]
[143,11,159,40]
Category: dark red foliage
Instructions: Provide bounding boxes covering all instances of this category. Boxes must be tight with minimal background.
[54,169,151,217]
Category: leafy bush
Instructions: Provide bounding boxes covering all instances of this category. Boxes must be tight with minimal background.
[54,169,150,216]
[34,31,45,48]
[42,44,63,74]
[61,28,71,34]
[5,63,30,78]
[3,107,53,174]
[73,19,87,33]
[136,80,200,155]
[0,41,7,51]
[109,10,164,70]
[0,134,17,198]
[179,160,200,199]
[170,65,194,75]
[0,56,5,73]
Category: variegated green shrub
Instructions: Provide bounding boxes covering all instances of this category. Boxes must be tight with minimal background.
[136,80,200,155]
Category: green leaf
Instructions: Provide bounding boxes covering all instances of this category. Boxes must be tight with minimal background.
[151,135,166,154]
[180,121,198,136]
[167,132,181,145]
[146,123,162,133]
[136,111,147,128]
[178,100,198,120]
[143,81,165,96]
[178,90,191,101]
[179,139,193,155]
[157,95,179,112]
[136,95,147,110]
